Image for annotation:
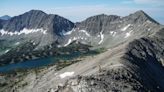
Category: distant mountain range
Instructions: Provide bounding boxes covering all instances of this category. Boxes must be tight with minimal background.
[0,10,164,92]
[0,10,160,65]
[0,15,11,20]
[0,10,160,48]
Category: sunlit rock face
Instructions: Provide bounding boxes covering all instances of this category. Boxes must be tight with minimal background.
[0,10,75,48]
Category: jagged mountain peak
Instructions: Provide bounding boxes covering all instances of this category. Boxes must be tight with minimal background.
[24,10,71,21]
[126,10,159,24]
[20,9,47,17]
[133,10,146,15]
[27,9,46,14]
[76,14,121,35]
[131,10,152,19]
[1,10,74,33]
[0,9,74,47]
[25,10,70,21]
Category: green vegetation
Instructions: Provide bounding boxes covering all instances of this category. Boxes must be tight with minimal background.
[0,82,8,87]
[94,48,107,53]
[56,59,82,70]
[0,46,107,91]
[0,40,107,75]
[54,48,106,71]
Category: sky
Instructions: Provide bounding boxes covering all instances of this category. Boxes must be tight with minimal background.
[0,0,164,24]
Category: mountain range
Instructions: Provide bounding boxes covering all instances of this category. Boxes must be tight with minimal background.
[0,10,164,92]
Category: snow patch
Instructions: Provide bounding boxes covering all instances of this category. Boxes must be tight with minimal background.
[63,36,80,47]
[80,30,90,37]
[32,42,36,45]
[73,37,78,41]
[146,20,152,24]
[124,30,133,38]
[125,33,130,38]
[147,28,151,31]
[63,29,90,37]
[59,72,74,79]
[50,88,55,92]
[110,31,117,36]
[0,28,47,36]
[63,29,75,35]
[14,42,20,45]
[98,31,104,44]
[15,42,20,45]
[121,24,131,31]
[5,49,10,53]
[57,45,62,48]
[64,39,72,47]
[109,64,124,68]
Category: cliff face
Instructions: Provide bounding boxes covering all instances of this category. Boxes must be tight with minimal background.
[2,10,74,34]
[65,10,160,48]
[76,10,159,35]
[0,10,74,49]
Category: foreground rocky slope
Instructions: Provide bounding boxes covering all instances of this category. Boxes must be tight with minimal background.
[55,28,164,92]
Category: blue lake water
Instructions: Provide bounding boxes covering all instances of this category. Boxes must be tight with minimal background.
[0,57,54,73]
[0,52,82,73]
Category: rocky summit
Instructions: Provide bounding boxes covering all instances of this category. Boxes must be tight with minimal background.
[0,10,164,92]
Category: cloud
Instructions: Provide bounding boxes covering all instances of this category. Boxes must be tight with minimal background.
[133,0,164,6]
[122,0,164,6]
